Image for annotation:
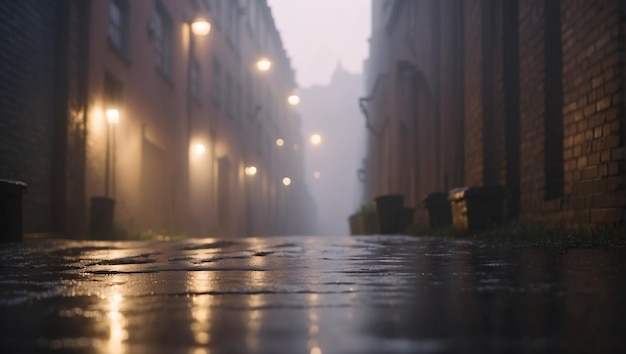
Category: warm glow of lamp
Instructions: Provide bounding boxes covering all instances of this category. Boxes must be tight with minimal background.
[194,144,206,156]
[276,138,284,147]
[256,58,272,72]
[106,109,120,124]
[282,177,291,186]
[310,133,322,146]
[313,171,321,179]
[191,19,211,35]
[245,166,258,176]
[287,95,300,106]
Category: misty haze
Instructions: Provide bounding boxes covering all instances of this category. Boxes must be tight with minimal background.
[1,0,626,353]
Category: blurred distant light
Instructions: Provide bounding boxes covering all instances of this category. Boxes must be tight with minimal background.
[256,57,272,72]
[282,177,291,186]
[190,19,211,35]
[106,109,120,124]
[293,144,300,152]
[245,166,257,176]
[310,133,322,146]
[194,144,206,156]
[313,171,321,179]
[288,95,300,106]
[276,138,284,147]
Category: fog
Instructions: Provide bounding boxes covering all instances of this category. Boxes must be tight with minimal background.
[268,0,371,235]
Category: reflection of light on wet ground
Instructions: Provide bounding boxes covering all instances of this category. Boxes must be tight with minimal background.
[187,272,215,346]
[246,251,266,352]
[308,293,321,353]
[106,284,128,354]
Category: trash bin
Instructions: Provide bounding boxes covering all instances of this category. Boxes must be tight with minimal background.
[348,212,364,235]
[0,180,27,243]
[448,186,505,232]
[423,192,452,229]
[375,194,404,234]
[90,196,115,239]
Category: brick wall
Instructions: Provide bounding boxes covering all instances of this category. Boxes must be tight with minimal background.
[0,0,63,233]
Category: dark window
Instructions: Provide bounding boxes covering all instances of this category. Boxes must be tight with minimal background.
[153,1,173,75]
[226,74,232,117]
[104,72,123,108]
[236,83,242,126]
[544,0,564,200]
[108,0,129,55]
[212,58,221,105]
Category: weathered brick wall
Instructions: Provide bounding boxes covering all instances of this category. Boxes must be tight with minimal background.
[0,0,62,233]
[519,0,549,223]
[518,0,626,229]
[463,0,485,187]
[559,0,626,229]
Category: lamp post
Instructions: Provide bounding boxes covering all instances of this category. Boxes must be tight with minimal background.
[184,16,210,233]
[245,165,257,236]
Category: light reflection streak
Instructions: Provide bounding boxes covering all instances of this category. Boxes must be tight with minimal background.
[308,293,321,353]
[106,281,128,354]
[187,272,215,346]
[246,250,266,352]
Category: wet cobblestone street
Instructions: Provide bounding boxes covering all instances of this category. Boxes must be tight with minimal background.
[1,235,626,353]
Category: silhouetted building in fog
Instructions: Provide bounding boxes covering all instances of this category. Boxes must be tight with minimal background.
[1,0,314,238]
[364,0,625,231]
[300,63,364,235]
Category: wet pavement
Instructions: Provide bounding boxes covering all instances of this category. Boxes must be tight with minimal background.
[1,235,626,353]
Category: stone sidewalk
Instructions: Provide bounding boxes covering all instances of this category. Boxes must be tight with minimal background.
[1,235,626,353]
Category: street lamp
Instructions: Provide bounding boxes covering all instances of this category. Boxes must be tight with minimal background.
[194,143,206,156]
[282,177,292,186]
[256,57,272,72]
[276,138,284,147]
[287,95,300,106]
[310,133,322,146]
[190,17,211,36]
[313,171,321,179]
[245,166,258,176]
[106,109,120,125]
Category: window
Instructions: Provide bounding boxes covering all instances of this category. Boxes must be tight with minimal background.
[236,83,242,126]
[152,1,173,75]
[246,0,256,37]
[213,0,221,27]
[104,72,124,108]
[226,74,232,117]
[212,58,221,105]
[108,0,129,55]
[247,74,254,120]
[544,0,564,200]
[227,1,240,51]
[190,57,200,99]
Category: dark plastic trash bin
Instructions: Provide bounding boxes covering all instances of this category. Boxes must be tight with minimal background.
[375,194,405,234]
[0,180,27,243]
[449,186,505,232]
[90,196,115,239]
[423,192,452,229]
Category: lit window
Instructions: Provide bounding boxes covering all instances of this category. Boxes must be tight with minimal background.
[108,0,129,54]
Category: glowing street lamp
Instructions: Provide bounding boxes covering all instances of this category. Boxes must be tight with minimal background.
[245,166,258,176]
[282,177,291,186]
[194,143,206,156]
[106,109,120,125]
[287,95,300,106]
[276,138,284,147]
[313,171,321,179]
[190,18,211,36]
[256,57,272,72]
[310,133,322,146]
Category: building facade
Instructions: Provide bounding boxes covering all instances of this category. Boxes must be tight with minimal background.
[364,0,626,231]
[1,0,313,238]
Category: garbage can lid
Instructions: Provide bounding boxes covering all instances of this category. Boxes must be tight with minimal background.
[0,179,27,194]
[449,186,504,201]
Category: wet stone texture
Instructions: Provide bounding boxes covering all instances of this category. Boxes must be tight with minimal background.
[1,235,626,353]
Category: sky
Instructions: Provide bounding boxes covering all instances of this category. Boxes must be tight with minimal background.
[267,0,371,88]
